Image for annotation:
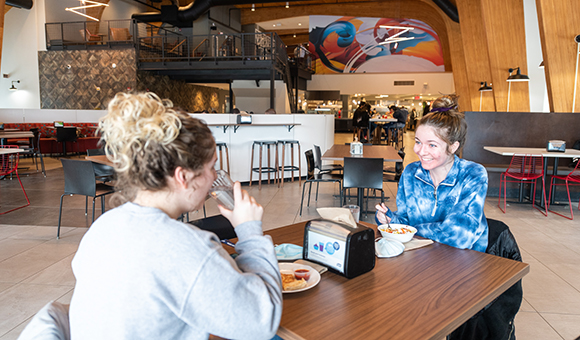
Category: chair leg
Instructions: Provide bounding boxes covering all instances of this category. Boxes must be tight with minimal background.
[39,152,46,177]
[249,144,255,187]
[57,194,65,239]
[1,171,31,215]
[307,182,313,206]
[300,181,308,216]
[85,196,88,216]
[92,197,96,223]
[315,182,320,201]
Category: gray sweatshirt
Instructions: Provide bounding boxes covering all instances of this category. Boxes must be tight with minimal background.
[69,202,282,340]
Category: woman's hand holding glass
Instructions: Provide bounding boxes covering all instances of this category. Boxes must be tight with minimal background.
[218,182,263,227]
[375,203,391,225]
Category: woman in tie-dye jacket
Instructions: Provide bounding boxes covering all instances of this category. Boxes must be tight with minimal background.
[376,95,488,252]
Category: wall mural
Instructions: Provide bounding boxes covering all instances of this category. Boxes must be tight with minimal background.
[309,15,443,74]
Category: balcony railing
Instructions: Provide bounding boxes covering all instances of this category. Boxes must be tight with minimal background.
[136,32,287,66]
[45,19,182,50]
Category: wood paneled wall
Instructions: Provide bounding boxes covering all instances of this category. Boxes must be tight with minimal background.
[456,0,494,111]
[480,0,529,112]
[536,0,580,112]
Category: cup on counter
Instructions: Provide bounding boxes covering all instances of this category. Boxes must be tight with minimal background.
[209,170,235,210]
[343,205,360,223]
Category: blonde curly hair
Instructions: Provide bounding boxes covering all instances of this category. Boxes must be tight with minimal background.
[417,94,467,155]
[99,92,215,204]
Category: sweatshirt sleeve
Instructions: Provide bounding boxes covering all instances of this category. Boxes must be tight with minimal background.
[412,166,488,249]
[181,220,282,340]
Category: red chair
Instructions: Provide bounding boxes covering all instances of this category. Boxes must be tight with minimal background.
[0,146,30,214]
[547,161,580,219]
[498,154,547,216]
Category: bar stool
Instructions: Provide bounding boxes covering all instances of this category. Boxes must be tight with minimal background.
[388,124,405,150]
[277,140,301,187]
[215,142,230,173]
[249,140,278,189]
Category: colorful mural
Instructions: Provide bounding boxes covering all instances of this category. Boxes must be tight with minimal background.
[309,16,444,74]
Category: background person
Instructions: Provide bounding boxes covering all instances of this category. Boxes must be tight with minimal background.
[69,92,282,340]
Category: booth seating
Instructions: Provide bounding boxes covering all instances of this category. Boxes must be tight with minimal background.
[3,123,100,156]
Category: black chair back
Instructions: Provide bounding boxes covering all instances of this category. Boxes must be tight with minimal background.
[305,149,315,179]
[56,127,77,143]
[343,157,384,190]
[61,159,97,197]
[313,145,323,171]
[87,149,116,180]
[188,215,236,240]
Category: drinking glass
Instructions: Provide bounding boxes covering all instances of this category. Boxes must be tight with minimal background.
[343,204,360,223]
[209,170,235,210]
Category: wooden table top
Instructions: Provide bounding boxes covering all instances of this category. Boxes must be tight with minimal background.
[253,221,529,340]
[322,144,402,162]
[86,155,112,166]
[0,131,34,139]
[0,148,25,155]
[484,146,580,158]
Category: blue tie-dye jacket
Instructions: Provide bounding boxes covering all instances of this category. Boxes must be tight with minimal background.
[381,155,489,252]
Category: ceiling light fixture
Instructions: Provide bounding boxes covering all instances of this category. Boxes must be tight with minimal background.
[251,3,255,11]
[285,2,289,8]
[539,61,544,68]
[506,67,529,82]
[65,0,109,22]
[9,80,19,91]
[506,67,528,112]
[298,23,302,26]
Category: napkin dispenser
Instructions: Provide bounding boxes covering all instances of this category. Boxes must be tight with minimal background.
[547,140,566,152]
[303,219,375,279]
[236,114,252,124]
[350,140,363,155]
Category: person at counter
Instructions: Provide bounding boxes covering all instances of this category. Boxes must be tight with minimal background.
[375,95,489,252]
[69,92,282,340]
[352,101,370,142]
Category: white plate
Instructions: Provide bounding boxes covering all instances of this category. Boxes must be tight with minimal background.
[279,263,321,293]
[375,237,405,258]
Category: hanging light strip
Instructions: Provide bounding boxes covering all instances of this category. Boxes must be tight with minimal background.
[65,1,109,22]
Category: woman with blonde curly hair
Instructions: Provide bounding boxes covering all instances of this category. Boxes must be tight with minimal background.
[69,92,282,340]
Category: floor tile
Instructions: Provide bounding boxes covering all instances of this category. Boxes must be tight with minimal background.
[541,313,580,340]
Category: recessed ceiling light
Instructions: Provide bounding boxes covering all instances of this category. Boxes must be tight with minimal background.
[251,4,255,11]
[285,2,289,8]
[298,23,302,26]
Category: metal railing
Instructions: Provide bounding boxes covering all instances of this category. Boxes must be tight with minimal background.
[136,32,286,65]
[45,19,182,49]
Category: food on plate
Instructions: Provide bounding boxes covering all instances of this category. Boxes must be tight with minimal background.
[281,272,308,291]
[382,226,414,234]
[294,269,311,281]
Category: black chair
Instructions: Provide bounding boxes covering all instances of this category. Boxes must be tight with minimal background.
[188,214,236,240]
[383,147,406,182]
[55,127,78,157]
[342,157,385,217]
[57,159,115,238]
[87,148,116,183]
[448,218,523,340]
[20,128,46,177]
[299,150,343,216]
[313,144,343,175]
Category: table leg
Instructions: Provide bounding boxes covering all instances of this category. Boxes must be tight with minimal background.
[550,157,559,205]
[357,188,364,209]
[539,158,550,208]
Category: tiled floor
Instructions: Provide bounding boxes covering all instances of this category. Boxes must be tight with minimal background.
[1,133,580,339]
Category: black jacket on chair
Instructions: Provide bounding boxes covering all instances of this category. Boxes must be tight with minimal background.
[448,218,523,340]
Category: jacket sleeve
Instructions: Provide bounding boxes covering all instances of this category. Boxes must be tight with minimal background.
[181,221,282,340]
[412,166,488,249]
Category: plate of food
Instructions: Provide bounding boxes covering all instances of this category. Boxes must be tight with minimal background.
[279,263,321,293]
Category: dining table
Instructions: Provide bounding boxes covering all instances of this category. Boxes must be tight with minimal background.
[0,130,34,146]
[322,144,402,206]
[85,154,112,166]
[368,117,396,144]
[483,146,580,206]
[222,220,529,340]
